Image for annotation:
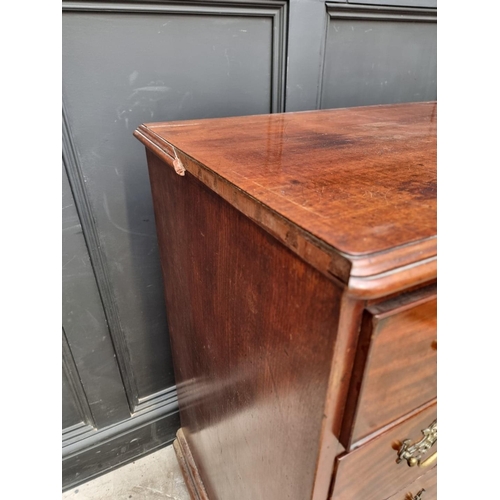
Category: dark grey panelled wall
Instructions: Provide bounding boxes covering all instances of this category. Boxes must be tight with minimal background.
[320,3,436,108]
[62,0,436,490]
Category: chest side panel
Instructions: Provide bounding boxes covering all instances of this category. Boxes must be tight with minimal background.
[147,150,345,500]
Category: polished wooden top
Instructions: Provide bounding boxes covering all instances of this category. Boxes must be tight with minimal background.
[135,102,436,297]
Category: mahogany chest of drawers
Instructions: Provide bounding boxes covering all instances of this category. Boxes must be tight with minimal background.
[135,102,437,500]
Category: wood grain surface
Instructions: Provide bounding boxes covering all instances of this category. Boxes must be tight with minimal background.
[342,285,437,447]
[134,102,436,298]
[386,465,437,500]
[146,150,347,500]
[331,402,437,500]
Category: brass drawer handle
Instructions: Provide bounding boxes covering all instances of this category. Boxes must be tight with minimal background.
[419,451,437,468]
[407,489,426,500]
[396,419,437,467]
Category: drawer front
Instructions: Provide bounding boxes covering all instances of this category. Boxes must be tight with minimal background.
[386,466,437,500]
[331,402,437,500]
[346,291,436,445]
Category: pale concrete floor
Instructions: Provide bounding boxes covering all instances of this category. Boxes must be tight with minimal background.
[62,445,190,500]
